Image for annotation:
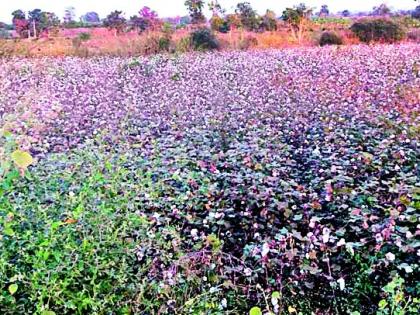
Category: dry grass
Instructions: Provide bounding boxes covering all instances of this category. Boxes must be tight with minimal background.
[0,27,399,58]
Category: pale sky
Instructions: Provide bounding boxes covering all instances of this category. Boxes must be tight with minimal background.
[0,0,417,23]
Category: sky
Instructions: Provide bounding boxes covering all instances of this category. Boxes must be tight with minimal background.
[0,0,417,23]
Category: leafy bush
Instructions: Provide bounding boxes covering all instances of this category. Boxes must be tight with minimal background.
[143,35,173,54]
[218,21,231,33]
[78,32,91,41]
[190,28,219,51]
[210,15,224,32]
[211,16,230,34]
[397,16,420,29]
[350,19,406,43]
[158,36,171,52]
[319,31,344,46]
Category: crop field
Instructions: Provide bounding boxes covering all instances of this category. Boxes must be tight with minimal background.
[0,44,419,314]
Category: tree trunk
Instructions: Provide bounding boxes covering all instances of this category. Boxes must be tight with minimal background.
[33,20,37,38]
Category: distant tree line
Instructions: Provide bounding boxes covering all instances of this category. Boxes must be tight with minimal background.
[1,1,419,39]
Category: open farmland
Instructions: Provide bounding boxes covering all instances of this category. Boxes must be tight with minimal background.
[0,44,420,314]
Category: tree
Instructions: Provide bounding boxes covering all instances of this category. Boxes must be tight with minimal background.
[12,10,25,20]
[372,3,391,16]
[81,12,100,24]
[342,10,351,17]
[129,6,160,33]
[185,0,206,24]
[63,6,76,25]
[12,10,29,38]
[235,2,259,31]
[226,14,242,31]
[103,11,126,36]
[208,0,225,16]
[22,9,59,38]
[208,0,227,32]
[412,5,420,19]
[262,10,277,31]
[40,12,60,35]
[28,9,43,37]
[281,3,313,43]
[318,5,329,17]
[139,6,159,30]
[129,16,148,33]
[139,6,158,21]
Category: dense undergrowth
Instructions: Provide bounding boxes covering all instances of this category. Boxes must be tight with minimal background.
[1,44,419,314]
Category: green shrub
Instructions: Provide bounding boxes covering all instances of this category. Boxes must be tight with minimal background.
[350,19,406,43]
[0,140,237,314]
[190,28,219,51]
[78,32,91,41]
[218,21,231,34]
[143,35,173,54]
[158,36,171,52]
[319,31,344,46]
[210,16,230,34]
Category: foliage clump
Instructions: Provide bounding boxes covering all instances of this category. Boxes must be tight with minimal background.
[350,18,406,43]
[319,31,343,46]
[190,27,219,50]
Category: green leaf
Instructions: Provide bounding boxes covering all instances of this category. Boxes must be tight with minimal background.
[293,214,303,221]
[378,299,388,309]
[11,150,33,169]
[4,227,14,236]
[185,298,194,306]
[41,311,56,315]
[8,283,18,295]
[272,291,281,299]
[249,306,262,315]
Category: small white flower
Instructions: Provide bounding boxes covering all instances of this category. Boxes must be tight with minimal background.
[271,297,279,306]
[346,243,355,256]
[385,252,395,261]
[337,238,346,247]
[261,243,270,257]
[221,298,227,308]
[375,233,383,243]
[214,212,224,219]
[322,228,330,243]
[337,278,345,291]
[190,229,198,238]
[244,268,252,277]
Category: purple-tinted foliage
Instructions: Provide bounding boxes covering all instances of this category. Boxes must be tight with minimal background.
[0,44,419,312]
